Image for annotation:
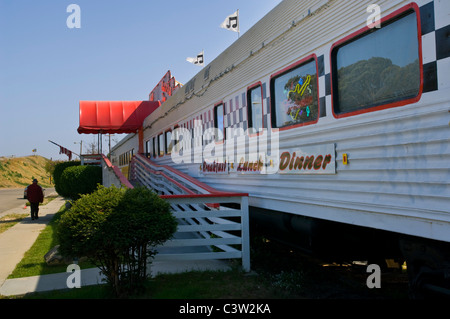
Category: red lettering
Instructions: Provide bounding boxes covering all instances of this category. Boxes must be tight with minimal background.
[203,161,227,172]
[303,156,314,170]
[279,152,291,170]
[322,154,332,169]
[289,152,296,170]
[313,155,323,170]
[294,156,304,170]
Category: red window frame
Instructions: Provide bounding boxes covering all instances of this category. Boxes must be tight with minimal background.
[330,3,423,119]
[269,54,320,131]
[247,81,264,137]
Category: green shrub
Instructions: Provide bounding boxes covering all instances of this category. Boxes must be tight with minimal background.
[53,161,80,195]
[57,185,177,297]
[59,165,102,199]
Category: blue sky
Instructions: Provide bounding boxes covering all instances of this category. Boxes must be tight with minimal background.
[0,0,282,160]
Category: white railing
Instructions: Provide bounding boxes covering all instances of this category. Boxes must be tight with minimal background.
[155,194,250,271]
[128,154,251,271]
[101,155,134,188]
[130,154,219,195]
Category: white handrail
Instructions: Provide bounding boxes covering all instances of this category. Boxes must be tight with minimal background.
[128,154,251,271]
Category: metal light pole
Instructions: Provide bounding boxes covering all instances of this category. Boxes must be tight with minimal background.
[74,141,83,159]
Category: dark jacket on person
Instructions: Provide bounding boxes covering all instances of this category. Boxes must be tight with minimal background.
[27,183,44,203]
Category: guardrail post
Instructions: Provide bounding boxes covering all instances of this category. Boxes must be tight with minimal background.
[240,195,251,272]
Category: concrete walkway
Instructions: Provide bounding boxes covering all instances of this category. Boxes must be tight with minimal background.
[0,195,230,297]
[0,195,66,289]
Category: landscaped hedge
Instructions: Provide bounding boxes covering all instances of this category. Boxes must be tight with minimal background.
[57,185,177,297]
[58,165,102,199]
[53,161,80,195]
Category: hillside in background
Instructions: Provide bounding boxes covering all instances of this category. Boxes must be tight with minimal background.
[0,156,53,188]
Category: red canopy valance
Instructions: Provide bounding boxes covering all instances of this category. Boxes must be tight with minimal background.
[77,100,160,134]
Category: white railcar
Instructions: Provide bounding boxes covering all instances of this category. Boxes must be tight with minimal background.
[112,0,450,296]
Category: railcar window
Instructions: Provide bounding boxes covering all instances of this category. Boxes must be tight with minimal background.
[165,130,173,155]
[173,127,180,153]
[332,11,420,115]
[214,104,224,142]
[145,140,151,158]
[247,85,263,133]
[119,149,133,166]
[271,59,318,129]
[158,133,164,157]
[152,137,156,158]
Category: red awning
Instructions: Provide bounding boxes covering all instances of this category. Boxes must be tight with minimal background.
[77,101,160,134]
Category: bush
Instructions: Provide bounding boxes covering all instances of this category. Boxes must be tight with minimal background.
[57,185,177,297]
[53,161,80,195]
[59,165,102,199]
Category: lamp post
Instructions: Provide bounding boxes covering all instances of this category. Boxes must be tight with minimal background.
[74,141,83,159]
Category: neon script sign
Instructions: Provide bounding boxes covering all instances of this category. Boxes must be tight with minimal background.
[285,74,314,122]
[287,75,311,99]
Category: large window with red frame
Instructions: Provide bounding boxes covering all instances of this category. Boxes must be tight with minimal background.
[331,9,420,116]
[271,59,318,129]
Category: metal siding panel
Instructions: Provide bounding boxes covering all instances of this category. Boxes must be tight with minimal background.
[130,0,450,241]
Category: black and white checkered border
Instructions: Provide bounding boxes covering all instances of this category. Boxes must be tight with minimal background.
[318,0,450,110]
[180,0,449,140]
[420,0,450,92]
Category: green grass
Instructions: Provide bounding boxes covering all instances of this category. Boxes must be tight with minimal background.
[4,202,409,300]
[8,204,95,278]
[0,213,28,235]
[147,270,278,299]
[5,203,289,299]
[19,269,286,299]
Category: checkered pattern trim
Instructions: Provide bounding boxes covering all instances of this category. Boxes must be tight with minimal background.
[420,0,450,92]
[222,84,273,136]
[320,0,450,109]
[180,0,449,139]
[202,109,215,142]
[225,93,247,135]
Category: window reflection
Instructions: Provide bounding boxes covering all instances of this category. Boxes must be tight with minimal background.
[334,11,420,114]
[248,86,263,133]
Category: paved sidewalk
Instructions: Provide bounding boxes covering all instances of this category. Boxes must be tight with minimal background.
[0,195,66,289]
[0,259,230,296]
[0,195,230,297]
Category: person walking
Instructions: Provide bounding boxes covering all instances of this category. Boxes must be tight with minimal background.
[26,179,44,220]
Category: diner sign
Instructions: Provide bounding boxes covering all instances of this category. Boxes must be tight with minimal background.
[278,144,336,174]
[201,160,229,174]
